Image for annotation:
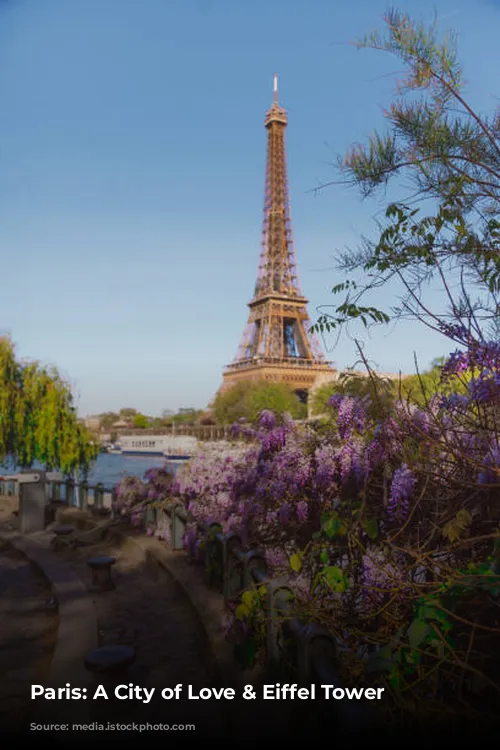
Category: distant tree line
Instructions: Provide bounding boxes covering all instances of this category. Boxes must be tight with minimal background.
[92,361,465,433]
[95,406,207,433]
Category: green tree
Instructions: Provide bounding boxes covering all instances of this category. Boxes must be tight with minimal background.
[310,371,397,419]
[400,357,471,405]
[170,409,203,425]
[119,408,137,420]
[212,380,307,424]
[99,411,119,430]
[313,9,500,349]
[133,413,149,429]
[0,338,99,475]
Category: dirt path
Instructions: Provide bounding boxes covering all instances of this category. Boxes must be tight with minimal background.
[51,532,230,736]
[0,541,58,733]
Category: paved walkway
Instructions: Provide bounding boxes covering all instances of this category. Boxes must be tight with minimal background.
[46,526,231,735]
[0,540,58,733]
[0,502,296,739]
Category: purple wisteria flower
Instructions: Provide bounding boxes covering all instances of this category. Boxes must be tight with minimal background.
[296,500,308,522]
[259,409,276,430]
[278,502,291,525]
[439,393,470,410]
[478,446,500,484]
[366,437,385,468]
[387,464,417,522]
[260,427,287,454]
[183,527,198,557]
[442,341,500,380]
[329,395,368,439]
[468,371,500,404]
[337,437,366,486]
[265,548,286,570]
[436,321,470,343]
[328,394,343,408]
[314,444,338,492]
[362,548,407,610]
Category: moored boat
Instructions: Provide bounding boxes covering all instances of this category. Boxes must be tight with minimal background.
[117,435,199,459]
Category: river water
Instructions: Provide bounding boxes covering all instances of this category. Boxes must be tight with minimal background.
[0,453,183,489]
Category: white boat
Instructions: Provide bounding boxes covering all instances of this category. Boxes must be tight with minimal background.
[117,435,199,460]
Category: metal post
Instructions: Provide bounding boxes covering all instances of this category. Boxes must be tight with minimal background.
[17,471,47,533]
[242,550,267,588]
[111,487,118,519]
[221,533,242,607]
[80,481,89,510]
[145,504,157,529]
[66,478,75,507]
[266,580,294,664]
[171,504,186,550]
[94,483,104,510]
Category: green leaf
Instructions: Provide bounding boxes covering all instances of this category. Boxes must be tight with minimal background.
[408,619,430,649]
[322,565,348,593]
[365,644,394,673]
[290,553,302,573]
[319,550,329,564]
[388,666,402,690]
[442,508,472,542]
[417,603,447,624]
[361,517,379,539]
[322,514,343,538]
[241,590,257,609]
[235,603,250,621]
[233,642,256,669]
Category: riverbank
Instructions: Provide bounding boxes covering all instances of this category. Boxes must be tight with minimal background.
[0,453,181,489]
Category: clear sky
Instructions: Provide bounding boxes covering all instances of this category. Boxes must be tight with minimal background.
[1,0,499,417]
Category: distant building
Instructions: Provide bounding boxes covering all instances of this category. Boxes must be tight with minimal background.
[83,415,102,430]
[111,419,131,429]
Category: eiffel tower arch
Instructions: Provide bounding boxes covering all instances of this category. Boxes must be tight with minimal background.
[219,75,336,403]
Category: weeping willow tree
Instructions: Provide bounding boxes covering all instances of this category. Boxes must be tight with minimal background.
[0,337,99,475]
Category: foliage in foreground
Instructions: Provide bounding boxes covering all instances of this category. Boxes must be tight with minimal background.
[0,338,99,474]
[310,360,470,417]
[313,8,500,358]
[112,10,500,731]
[115,344,500,730]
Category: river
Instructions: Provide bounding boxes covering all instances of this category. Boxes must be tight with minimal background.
[0,453,183,489]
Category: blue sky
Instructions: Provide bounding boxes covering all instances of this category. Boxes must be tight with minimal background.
[1,0,499,416]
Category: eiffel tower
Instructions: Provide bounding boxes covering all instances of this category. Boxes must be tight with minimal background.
[221,75,335,401]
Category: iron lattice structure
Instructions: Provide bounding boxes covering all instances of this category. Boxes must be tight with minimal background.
[221,76,335,397]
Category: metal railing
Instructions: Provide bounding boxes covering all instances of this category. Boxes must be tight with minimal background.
[0,474,116,512]
[0,475,367,731]
[143,505,367,732]
[224,356,334,371]
[115,425,255,442]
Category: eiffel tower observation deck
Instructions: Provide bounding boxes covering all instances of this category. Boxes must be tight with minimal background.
[221,75,336,399]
